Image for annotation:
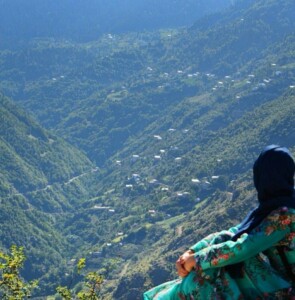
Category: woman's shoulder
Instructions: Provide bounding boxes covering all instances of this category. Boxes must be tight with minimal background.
[260,207,295,234]
[267,207,295,217]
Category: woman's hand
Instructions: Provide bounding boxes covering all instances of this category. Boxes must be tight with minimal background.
[176,249,195,277]
[176,258,189,277]
[179,250,193,261]
[181,254,196,273]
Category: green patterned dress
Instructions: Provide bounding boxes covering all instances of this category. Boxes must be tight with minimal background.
[143,207,295,299]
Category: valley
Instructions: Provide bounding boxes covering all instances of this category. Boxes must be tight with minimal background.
[0,0,294,299]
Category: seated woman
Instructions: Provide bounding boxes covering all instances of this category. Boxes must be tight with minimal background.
[144,145,295,299]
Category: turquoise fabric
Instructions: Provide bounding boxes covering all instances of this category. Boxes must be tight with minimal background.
[143,231,244,300]
[143,207,295,299]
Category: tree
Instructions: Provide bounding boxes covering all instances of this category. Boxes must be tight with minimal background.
[0,245,38,299]
[57,258,104,300]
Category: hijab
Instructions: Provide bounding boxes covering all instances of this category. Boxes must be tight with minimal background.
[228,145,295,277]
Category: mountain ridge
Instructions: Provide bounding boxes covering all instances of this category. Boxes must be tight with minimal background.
[0,0,233,46]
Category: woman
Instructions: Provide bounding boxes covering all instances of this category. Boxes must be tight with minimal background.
[144,230,291,299]
[144,145,295,299]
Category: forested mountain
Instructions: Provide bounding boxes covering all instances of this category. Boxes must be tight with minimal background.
[1,0,294,166]
[0,94,94,204]
[0,0,294,299]
[0,0,233,45]
[0,94,99,292]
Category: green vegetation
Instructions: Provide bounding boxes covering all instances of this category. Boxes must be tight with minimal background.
[0,0,294,298]
[0,246,38,299]
[57,258,104,300]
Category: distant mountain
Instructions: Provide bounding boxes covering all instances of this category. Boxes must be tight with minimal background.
[171,0,295,75]
[0,0,233,45]
[1,0,293,167]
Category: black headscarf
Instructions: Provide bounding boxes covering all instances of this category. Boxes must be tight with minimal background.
[227,145,295,277]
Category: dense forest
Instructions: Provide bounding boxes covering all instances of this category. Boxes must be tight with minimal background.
[0,0,294,299]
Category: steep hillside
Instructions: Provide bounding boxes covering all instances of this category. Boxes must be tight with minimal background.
[170,0,295,75]
[0,94,94,201]
[0,94,100,293]
[0,0,233,45]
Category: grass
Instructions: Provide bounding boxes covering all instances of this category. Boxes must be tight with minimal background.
[157,214,185,228]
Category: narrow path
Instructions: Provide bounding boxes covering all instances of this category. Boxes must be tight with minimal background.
[1,167,99,210]
[176,225,183,237]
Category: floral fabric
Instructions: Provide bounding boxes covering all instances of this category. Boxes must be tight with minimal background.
[143,231,243,300]
[143,207,295,299]
[195,208,295,272]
